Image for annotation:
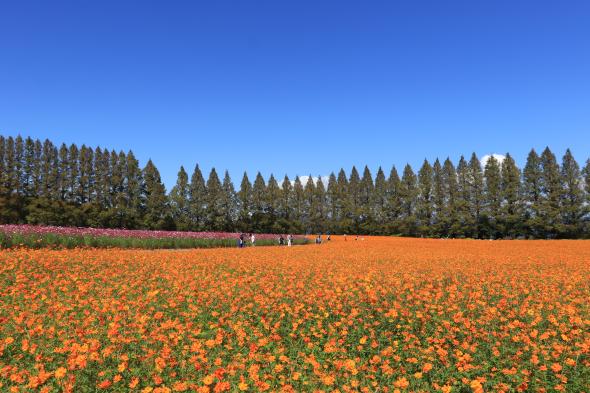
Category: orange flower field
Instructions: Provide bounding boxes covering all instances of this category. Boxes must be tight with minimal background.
[1,238,589,392]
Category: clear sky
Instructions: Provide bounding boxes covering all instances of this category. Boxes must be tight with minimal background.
[1,1,589,188]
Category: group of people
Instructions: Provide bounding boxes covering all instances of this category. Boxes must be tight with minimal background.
[237,233,294,247]
[314,233,331,244]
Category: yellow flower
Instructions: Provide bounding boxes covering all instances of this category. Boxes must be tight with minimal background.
[54,367,67,379]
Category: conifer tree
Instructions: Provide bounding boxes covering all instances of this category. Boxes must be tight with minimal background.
[170,166,191,230]
[237,172,252,231]
[500,153,522,238]
[206,168,224,231]
[33,139,43,196]
[483,156,502,238]
[336,169,349,231]
[221,170,238,231]
[468,153,484,238]
[279,175,293,222]
[431,159,445,236]
[5,137,17,194]
[417,159,433,235]
[292,176,305,226]
[373,167,387,232]
[303,176,315,232]
[399,164,418,236]
[455,156,471,237]
[539,147,562,237]
[266,174,281,221]
[326,172,338,232]
[348,167,361,233]
[251,172,267,231]
[124,151,143,228]
[67,144,79,203]
[23,137,36,197]
[560,149,583,237]
[311,176,326,233]
[0,136,6,196]
[359,166,374,227]
[58,143,69,200]
[189,164,207,230]
[386,166,402,233]
[77,145,94,204]
[14,136,24,196]
[523,149,543,237]
[441,158,458,237]
[142,159,169,229]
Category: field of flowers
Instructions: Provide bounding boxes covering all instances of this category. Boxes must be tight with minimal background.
[1,237,589,392]
[0,225,307,249]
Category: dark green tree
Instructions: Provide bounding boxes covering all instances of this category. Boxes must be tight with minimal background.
[539,147,562,238]
[170,166,191,230]
[417,159,433,235]
[189,164,207,230]
[560,149,583,237]
[500,154,522,238]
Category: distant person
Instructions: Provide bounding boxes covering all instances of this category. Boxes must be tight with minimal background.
[250,233,256,246]
[279,235,284,245]
[327,234,331,241]
[239,233,245,248]
[287,234,293,247]
[344,234,347,241]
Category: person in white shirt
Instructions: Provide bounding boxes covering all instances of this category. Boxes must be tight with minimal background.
[250,233,256,246]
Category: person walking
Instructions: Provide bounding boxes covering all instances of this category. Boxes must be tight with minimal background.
[250,233,256,246]
[287,234,292,247]
[239,233,245,248]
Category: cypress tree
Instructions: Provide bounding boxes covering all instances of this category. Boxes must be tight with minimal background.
[5,137,17,194]
[142,159,169,229]
[359,166,374,226]
[399,164,418,236]
[170,166,191,230]
[58,143,69,201]
[311,176,326,233]
[523,149,543,237]
[77,145,93,204]
[386,166,402,233]
[14,136,24,196]
[67,144,79,203]
[431,159,445,236]
[348,167,361,233]
[539,147,562,238]
[483,156,502,238]
[189,164,207,230]
[468,153,484,238]
[206,168,224,231]
[500,153,522,238]
[125,151,143,228]
[417,159,433,235]
[266,174,281,221]
[326,172,338,232]
[373,167,387,233]
[336,169,349,232]
[251,172,267,231]
[441,158,458,237]
[303,176,315,232]
[0,136,6,195]
[221,170,238,231]
[292,176,305,226]
[279,175,293,222]
[560,149,583,237]
[32,139,43,196]
[455,156,471,237]
[23,137,36,197]
[237,172,252,231]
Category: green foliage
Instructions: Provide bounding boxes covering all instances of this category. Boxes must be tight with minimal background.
[2,134,590,238]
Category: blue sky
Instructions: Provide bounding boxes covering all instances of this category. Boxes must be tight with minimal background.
[1,0,589,188]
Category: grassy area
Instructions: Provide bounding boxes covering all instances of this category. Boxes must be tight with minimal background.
[0,232,309,249]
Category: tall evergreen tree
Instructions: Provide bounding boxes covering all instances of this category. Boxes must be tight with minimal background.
[206,168,224,231]
[373,167,387,233]
[142,159,170,229]
[221,170,238,231]
[417,159,433,235]
[539,147,562,237]
[560,149,583,237]
[483,156,502,238]
[468,153,484,238]
[523,149,543,237]
[359,166,374,227]
[399,164,418,236]
[14,136,24,196]
[279,175,293,222]
[385,166,402,233]
[303,176,315,232]
[441,158,458,237]
[292,176,305,227]
[431,159,445,236]
[237,172,252,231]
[170,166,191,230]
[500,153,522,238]
[455,156,471,237]
[189,164,207,230]
[311,176,326,233]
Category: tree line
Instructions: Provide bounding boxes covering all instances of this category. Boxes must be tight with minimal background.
[1,135,589,238]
